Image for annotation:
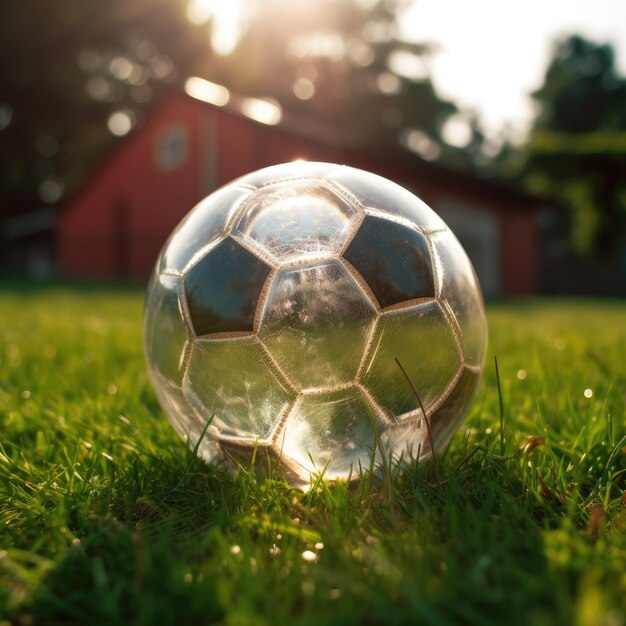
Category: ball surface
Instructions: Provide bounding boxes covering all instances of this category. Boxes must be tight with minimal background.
[144,162,487,487]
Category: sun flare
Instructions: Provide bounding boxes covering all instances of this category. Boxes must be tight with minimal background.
[186,0,245,55]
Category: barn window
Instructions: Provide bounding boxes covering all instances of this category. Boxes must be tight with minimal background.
[155,125,188,171]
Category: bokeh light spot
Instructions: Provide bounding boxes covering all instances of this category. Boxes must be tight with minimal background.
[107,110,135,136]
[185,77,230,106]
[241,98,282,125]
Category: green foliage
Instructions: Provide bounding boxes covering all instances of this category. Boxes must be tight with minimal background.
[209,0,457,147]
[1,286,625,625]
[0,0,210,216]
[531,35,626,135]
[0,0,461,219]
[506,34,626,255]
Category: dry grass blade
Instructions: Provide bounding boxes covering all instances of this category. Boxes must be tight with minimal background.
[394,356,441,486]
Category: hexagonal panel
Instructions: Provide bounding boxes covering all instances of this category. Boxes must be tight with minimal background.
[160,186,251,272]
[278,386,382,479]
[325,166,446,230]
[361,300,461,419]
[184,237,272,337]
[144,273,188,384]
[151,374,222,464]
[234,161,337,188]
[183,338,294,441]
[431,231,488,367]
[258,261,377,390]
[233,180,358,263]
[343,216,435,310]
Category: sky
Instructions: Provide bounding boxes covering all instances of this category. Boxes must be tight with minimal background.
[188,0,626,143]
[398,0,626,140]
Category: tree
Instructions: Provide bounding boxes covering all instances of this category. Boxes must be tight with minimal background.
[193,0,458,149]
[0,0,209,218]
[0,0,461,221]
[509,35,626,254]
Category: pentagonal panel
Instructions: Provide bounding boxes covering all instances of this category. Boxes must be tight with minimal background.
[361,300,461,419]
[343,216,435,309]
[233,180,358,263]
[258,261,377,390]
[234,161,337,188]
[425,366,480,454]
[431,231,488,367]
[160,186,251,272]
[144,273,188,384]
[184,237,272,337]
[325,166,446,230]
[380,367,479,461]
[184,338,294,441]
[278,386,382,479]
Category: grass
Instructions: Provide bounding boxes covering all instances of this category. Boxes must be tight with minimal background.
[0,284,625,626]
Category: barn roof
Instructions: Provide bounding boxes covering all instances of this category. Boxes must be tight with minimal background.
[59,77,546,216]
[181,76,541,208]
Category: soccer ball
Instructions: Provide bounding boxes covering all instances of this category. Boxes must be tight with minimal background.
[144,162,487,487]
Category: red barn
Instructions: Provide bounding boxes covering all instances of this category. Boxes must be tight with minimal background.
[58,85,540,296]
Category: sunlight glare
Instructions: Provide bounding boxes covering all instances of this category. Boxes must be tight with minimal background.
[387,50,429,81]
[441,114,473,148]
[401,128,441,161]
[241,97,283,125]
[187,0,245,56]
[185,77,231,106]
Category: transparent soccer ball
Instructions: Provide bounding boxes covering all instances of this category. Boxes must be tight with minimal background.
[144,162,487,488]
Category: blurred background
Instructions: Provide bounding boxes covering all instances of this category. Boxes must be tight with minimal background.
[2,0,626,296]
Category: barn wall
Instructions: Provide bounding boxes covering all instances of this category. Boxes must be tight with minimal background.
[58,93,540,294]
[431,187,538,296]
[59,95,210,278]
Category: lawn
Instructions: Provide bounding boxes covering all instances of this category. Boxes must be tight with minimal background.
[1,284,625,626]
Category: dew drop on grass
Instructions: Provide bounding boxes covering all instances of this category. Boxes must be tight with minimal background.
[269,544,281,556]
[230,544,242,556]
[184,573,193,584]
[21,390,31,400]
[516,369,527,380]
[584,388,593,399]
[301,550,318,563]
[315,542,324,550]
[107,384,118,395]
